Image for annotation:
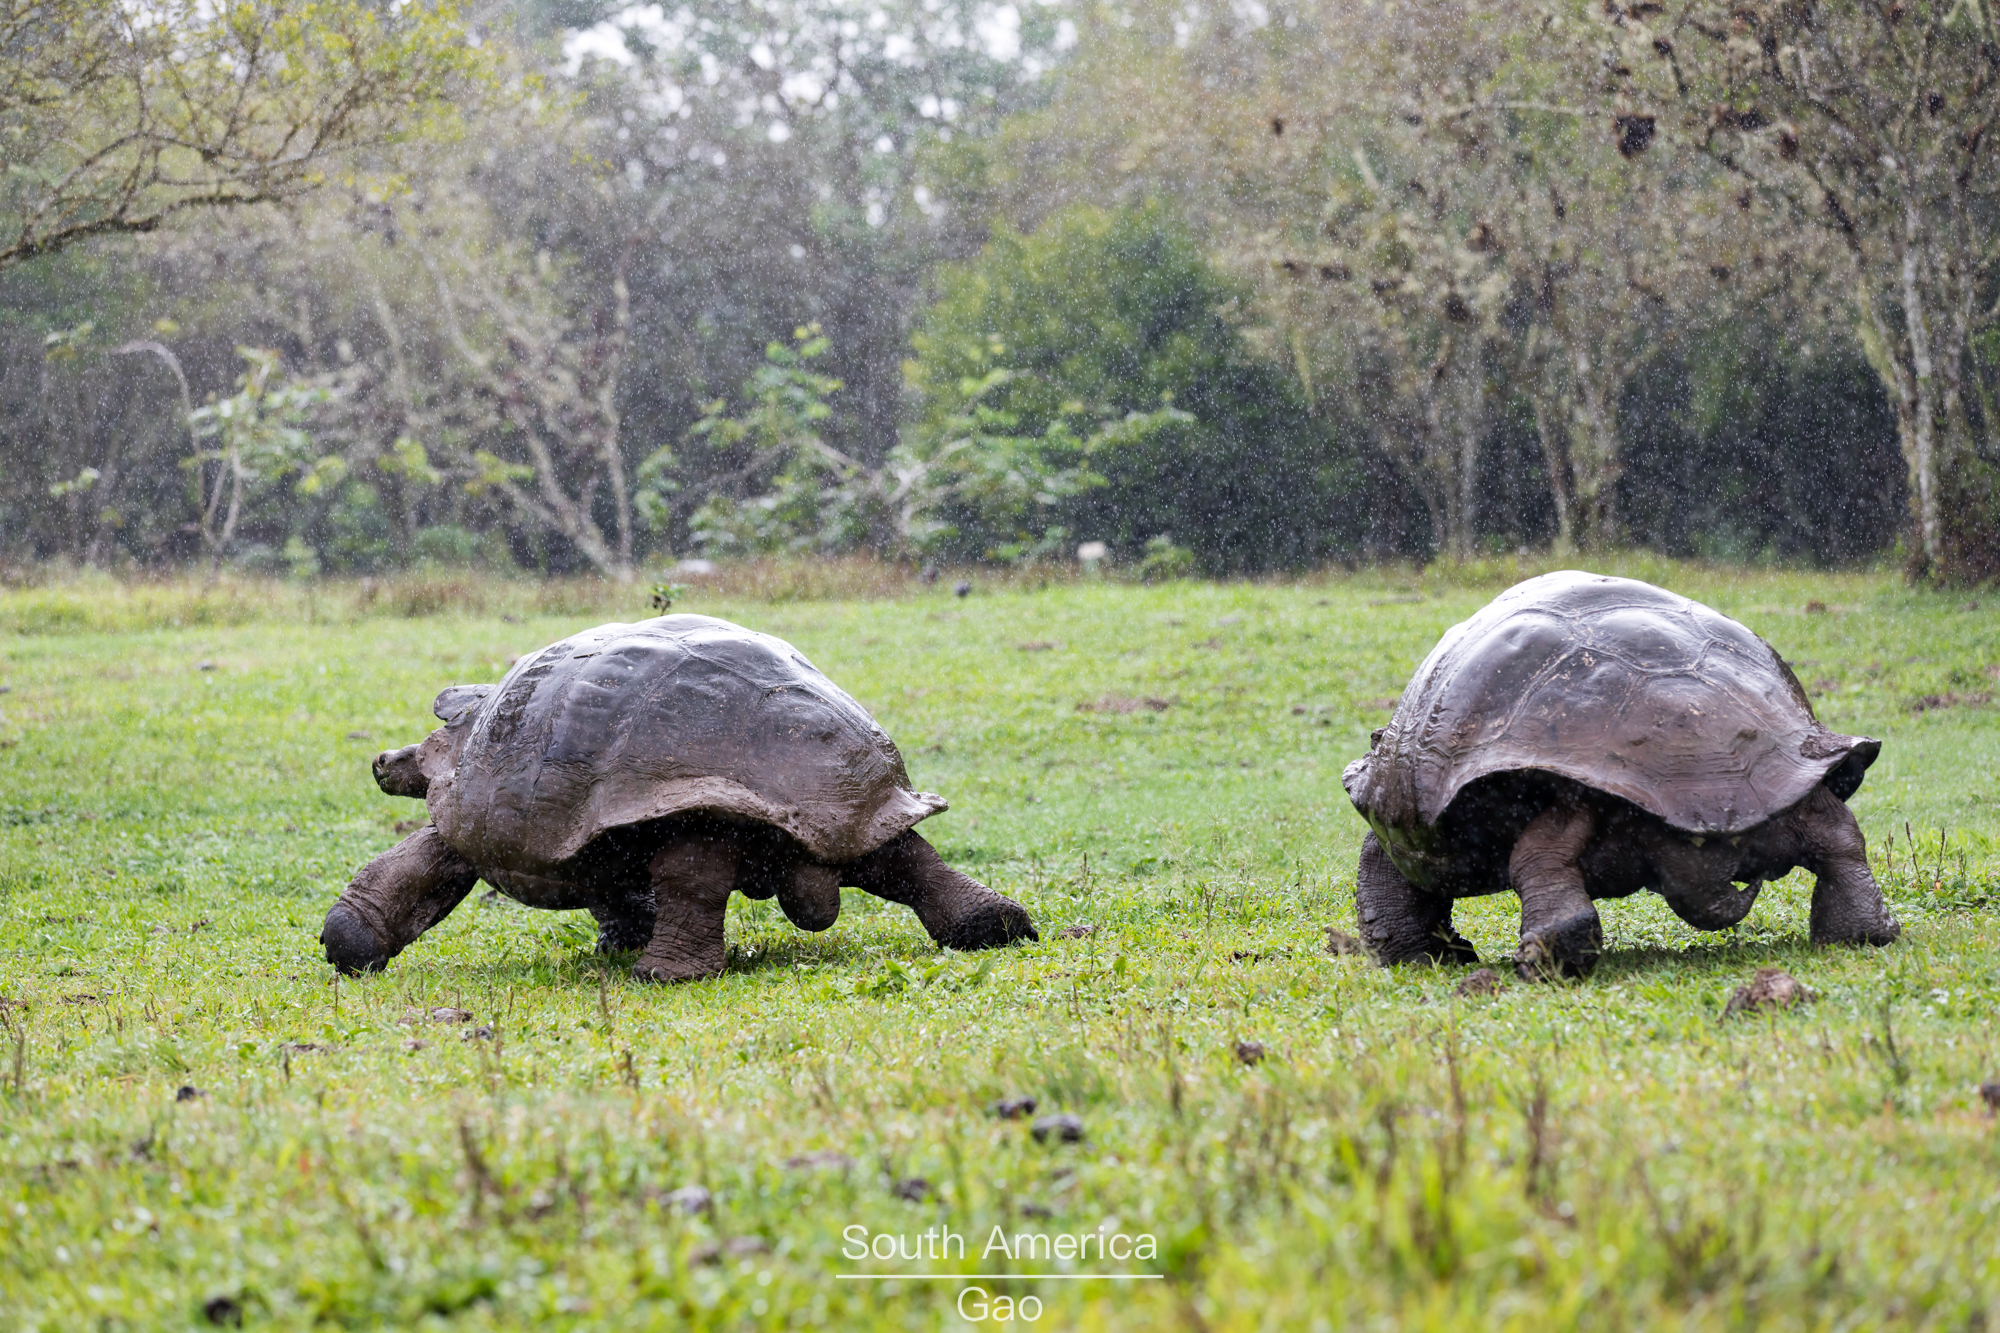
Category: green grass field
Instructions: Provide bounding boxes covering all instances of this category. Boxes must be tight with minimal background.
[2,561,1997,1330]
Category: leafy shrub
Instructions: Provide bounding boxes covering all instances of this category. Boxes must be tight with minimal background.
[907,201,1370,572]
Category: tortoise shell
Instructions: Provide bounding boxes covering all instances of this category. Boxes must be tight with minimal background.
[1343,572,1878,847]
[419,615,944,877]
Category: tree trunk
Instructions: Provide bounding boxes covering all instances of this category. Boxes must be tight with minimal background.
[1898,213,1943,572]
[597,261,635,581]
[1450,360,1483,561]
[1528,390,1576,554]
[1569,350,1624,550]
[1422,340,1483,562]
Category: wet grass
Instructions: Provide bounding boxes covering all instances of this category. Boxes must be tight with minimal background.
[0,562,1997,1330]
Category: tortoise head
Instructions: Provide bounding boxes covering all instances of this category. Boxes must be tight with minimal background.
[373,685,493,799]
[374,740,435,798]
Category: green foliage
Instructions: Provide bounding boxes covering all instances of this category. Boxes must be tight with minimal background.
[321,482,396,574]
[908,202,1368,572]
[187,350,328,493]
[681,327,861,556]
[1134,534,1198,582]
[881,366,1143,563]
[675,329,1157,563]
[0,0,494,265]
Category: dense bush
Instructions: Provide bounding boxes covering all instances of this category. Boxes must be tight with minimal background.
[908,203,1370,573]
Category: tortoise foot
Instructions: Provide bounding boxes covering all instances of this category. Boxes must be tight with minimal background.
[592,899,656,954]
[631,955,726,984]
[1514,911,1602,982]
[1430,929,1480,967]
[321,902,389,975]
[939,894,1039,950]
[1356,832,1470,966]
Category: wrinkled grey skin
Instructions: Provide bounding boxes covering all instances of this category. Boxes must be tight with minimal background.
[321,616,1037,982]
[1344,573,1899,980]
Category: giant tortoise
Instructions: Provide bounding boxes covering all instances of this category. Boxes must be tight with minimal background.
[1342,572,1898,979]
[321,614,1037,981]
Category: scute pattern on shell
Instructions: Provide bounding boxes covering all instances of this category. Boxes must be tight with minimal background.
[1343,572,1879,837]
[425,615,945,875]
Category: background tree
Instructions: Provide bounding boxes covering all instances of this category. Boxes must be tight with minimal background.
[1619,0,2000,579]
[564,0,1069,473]
[1059,0,1759,555]
[0,0,489,267]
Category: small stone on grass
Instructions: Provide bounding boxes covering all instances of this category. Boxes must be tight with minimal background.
[1059,922,1096,939]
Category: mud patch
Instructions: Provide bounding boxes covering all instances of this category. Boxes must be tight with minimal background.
[1078,695,1171,714]
[1907,691,1992,713]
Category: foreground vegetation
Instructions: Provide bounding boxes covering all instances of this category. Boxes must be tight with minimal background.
[2,562,1998,1330]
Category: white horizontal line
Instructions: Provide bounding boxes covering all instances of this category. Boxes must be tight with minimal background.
[835,1274,1162,1281]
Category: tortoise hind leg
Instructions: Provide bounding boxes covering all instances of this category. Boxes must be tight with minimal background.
[633,836,739,983]
[1510,804,1602,981]
[1356,832,1478,966]
[322,826,481,975]
[590,890,656,955]
[843,831,1037,949]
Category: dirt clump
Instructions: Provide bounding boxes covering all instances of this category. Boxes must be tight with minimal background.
[1324,927,1365,957]
[1455,968,1504,998]
[1722,967,1816,1020]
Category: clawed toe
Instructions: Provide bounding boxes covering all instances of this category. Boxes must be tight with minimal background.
[940,896,1038,950]
[1514,913,1602,982]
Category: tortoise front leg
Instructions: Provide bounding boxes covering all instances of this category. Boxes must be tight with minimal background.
[1510,804,1602,981]
[633,836,740,983]
[1355,832,1478,966]
[1796,785,1900,947]
[843,831,1037,950]
[322,826,481,975]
